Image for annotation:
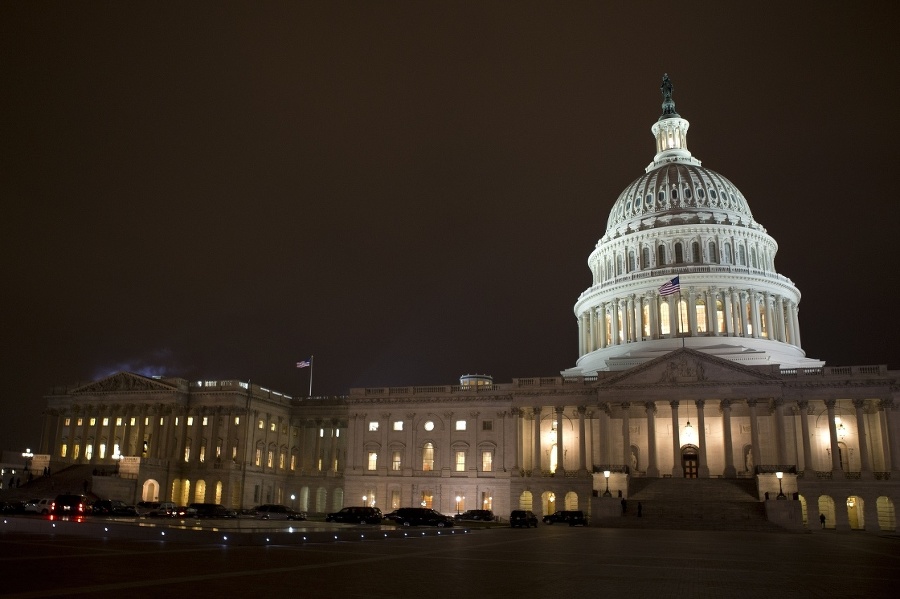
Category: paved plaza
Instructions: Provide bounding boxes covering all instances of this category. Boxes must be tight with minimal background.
[0,519,897,598]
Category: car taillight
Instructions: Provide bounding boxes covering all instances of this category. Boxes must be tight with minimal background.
[51,502,56,511]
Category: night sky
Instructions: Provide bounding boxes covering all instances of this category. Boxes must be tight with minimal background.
[2,2,898,452]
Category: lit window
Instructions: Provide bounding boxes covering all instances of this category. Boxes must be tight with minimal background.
[102,418,109,426]
[369,421,379,432]
[199,445,206,463]
[290,454,296,471]
[130,417,135,426]
[202,417,208,426]
[187,417,193,426]
[392,450,401,471]
[258,419,264,430]
[99,443,106,459]
[234,416,240,426]
[60,444,67,458]
[89,418,96,427]
[455,451,466,471]
[85,444,93,460]
[64,418,71,427]
[77,418,83,426]
[455,420,466,431]
[270,422,276,432]
[368,452,378,470]
[319,428,324,438]
[184,446,190,462]
[335,429,340,437]
[482,420,493,431]
[267,450,274,468]
[482,451,493,472]
[279,452,285,469]
[393,420,403,431]
[255,448,262,466]
[423,443,434,471]
[115,418,122,426]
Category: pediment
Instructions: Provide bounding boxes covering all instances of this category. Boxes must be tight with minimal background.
[598,347,780,389]
[72,372,177,395]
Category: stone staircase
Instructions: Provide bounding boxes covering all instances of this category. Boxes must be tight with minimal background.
[1,464,99,503]
[595,477,793,532]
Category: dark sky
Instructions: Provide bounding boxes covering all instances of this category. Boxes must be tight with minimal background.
[2,2,898,452]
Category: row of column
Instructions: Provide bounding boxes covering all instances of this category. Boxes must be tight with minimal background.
[518,398,899,478]
[578,288,801,356]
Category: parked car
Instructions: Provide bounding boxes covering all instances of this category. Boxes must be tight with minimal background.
[92,499,139,517]
[390,507,454,527]
[325,506,383,524]
[0,501,26,514]
[255,504,307,520]
[509,510,539,528]
[187,503,236,518]
[542,510,587,526]
[454,509,494,522]
[51,494,89,519]
[138,501,178,517]
[23,498,54,515]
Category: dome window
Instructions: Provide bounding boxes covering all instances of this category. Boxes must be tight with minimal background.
[675,242,684,263]
[710,189,717,200]
[698,188,705,199]
[657,245,666,266]
[671,188,678,200]
[708,242,718,263]
[684,188,692,200]
[658,190,666,203]
[645,194,653,208]
[625,199,632,213]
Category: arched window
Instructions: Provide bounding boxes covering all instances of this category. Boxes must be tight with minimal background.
[678,299,689,334]
[422,443,434,472]
[708,241,718,263]
[671,188,678,200]
[723,242,732,264]
[657,245,666,266]
[738,246,747,266]
[660,301,671,335]
[642,247,650,269]
[642,303,651,338]
[751,247,758,269]
[695,299,707,333]
[658,190,666,203]
[684,187,692,200]
[674,242,684,263]
[716,299,725,333]
[628,251,636,272]
[691,242,700,262]
[616,255,623,276]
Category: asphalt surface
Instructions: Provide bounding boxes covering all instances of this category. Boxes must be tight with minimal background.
[0,518,898,598]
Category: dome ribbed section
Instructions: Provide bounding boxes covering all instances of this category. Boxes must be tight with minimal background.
[606,164,759,237]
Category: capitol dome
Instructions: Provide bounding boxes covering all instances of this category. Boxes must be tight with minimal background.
[563,75,824,375]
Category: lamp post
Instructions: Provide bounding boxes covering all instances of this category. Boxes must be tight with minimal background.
[603,470,612,497]
[291,494,296,510]
[455,495,461,514]
[362,495,368,507]
[776,471,786,499]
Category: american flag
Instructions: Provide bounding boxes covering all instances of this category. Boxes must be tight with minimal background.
[296,360,311,368]
[658,276,680,296]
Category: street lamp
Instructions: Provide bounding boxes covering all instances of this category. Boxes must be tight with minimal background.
[455,495,461,514]
[362,495,368,507]
[603,470,612,497]
[775,471,786,499]
[291,494,296,510]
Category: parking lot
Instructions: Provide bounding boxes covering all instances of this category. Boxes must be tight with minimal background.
[1,516,898,598]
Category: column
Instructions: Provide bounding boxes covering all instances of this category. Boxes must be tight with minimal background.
[764,293,775,340]
[626,295,636,342]
[621,403,631,469]
[670,400,683,477]
[773,399,787,466]
[723,289,735,336]
[514,409,523,471]
[749,292,761,339]
[706,288,717,335]
[599,303,608,348]
[721,400,736,478]
[611,300,620,345]
[645,402,659,477]
[329,419,339,473]
[313,419,322,471]
[825,399,842,473]
[790,302,802,347]
[589,308,597,352]
[687,288,698,334]
[532,407,542,474]
[555,407,565,474]
[577,406,587,474]
[649,295,659,340]
[747,399,761,472]
[798,400,814,476]
[136,407,147,458]
[852,399,873,479]
[578,312,587,356]
[696,399,709,477]
[879,399,898,472]
[598,404,611,466]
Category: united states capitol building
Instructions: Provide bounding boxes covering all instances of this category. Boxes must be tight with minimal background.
[36,77,898,532]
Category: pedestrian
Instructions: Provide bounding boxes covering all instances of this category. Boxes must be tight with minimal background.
[819,513,826,529]
[637,502,643,517]
[621,497,627,514]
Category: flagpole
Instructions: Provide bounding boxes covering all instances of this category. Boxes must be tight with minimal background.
[308,355,314,398]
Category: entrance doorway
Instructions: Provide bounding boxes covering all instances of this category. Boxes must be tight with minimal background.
[682,446,699,478]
